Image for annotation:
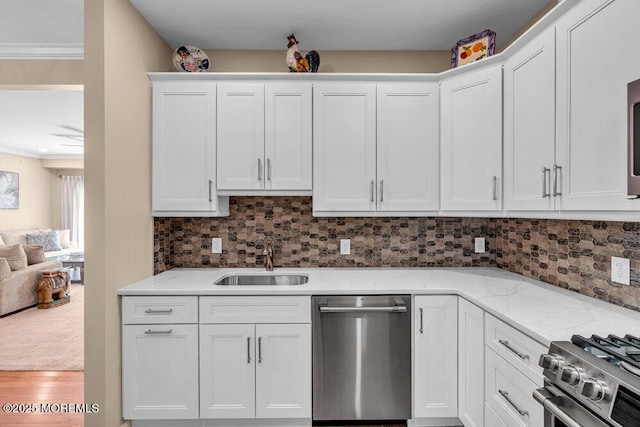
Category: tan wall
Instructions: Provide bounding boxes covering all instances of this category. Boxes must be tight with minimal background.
[205,49,451,73]
[84,0,172,425]
[499,0,558,51]
[0,152,57,230]
[0,60,83,85]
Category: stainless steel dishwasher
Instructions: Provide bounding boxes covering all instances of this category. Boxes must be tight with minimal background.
[312,295,411,422]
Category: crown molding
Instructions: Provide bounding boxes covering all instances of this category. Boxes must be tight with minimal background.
[0,43,83,59]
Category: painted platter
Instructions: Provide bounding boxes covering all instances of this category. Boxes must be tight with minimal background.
[172,45,210,72]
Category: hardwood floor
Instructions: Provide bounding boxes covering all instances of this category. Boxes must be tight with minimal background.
[0,371,84,427]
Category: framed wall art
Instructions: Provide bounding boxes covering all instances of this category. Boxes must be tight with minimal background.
[0,171,19,209]
[451,29,496,68]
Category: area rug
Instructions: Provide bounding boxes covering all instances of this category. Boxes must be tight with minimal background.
[0,284,83,371]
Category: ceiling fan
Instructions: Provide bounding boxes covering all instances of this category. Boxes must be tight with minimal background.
[54,125,84,147]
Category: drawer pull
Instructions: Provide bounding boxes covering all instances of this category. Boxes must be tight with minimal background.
[144,308,173,314]
[419,308,424,334]
[258,337,263,364]
[144,329,172,335]
[499,389,529,416]
[247,337,251,364]
[499,339,529,360]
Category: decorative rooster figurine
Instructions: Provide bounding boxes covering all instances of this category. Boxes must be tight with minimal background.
[286,34,320,72]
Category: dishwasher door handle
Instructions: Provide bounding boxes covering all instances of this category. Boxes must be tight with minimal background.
[320,305,407,313]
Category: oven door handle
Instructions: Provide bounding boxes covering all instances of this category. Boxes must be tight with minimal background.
[533,388,582,427]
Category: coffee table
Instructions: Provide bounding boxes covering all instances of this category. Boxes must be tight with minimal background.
[47,252,85,285]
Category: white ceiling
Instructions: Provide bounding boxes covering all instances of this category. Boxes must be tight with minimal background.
[0,90,84,159]
[130,0,552,51]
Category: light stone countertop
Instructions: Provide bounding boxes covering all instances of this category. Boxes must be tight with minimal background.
[118,267,640,346]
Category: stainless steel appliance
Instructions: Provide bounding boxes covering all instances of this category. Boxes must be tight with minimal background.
[628,78,640,197]
[312,295,411,422]
[534,334,640,426]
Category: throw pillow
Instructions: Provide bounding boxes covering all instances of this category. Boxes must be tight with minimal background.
[26,231,62,252]
[58,229,71,249]
[0,245,28,271]
[0,258,11,280]
[23,245,47,265]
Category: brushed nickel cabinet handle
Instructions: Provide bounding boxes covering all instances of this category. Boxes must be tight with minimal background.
[267,158,272,182]
[553,164,562,196]
[258,158,262,182]
[499,389,529,416]
[247,337,251,364]
[144,329,172,335]
[499,339,529,360]
[492,176,498,201]
[380,180,384,202]
[542,168,550,198]
[370,180,374,203]
[419,308,424,334]
[258,337,262,364]
[144,308,173,314]
[208,179,213,202]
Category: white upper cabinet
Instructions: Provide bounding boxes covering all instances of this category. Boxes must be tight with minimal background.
[217,83,265,191]
[504,27,557,211]
[377,83,440,212]
[440,65,503,211]
[313,84,377,212]
[152,81,228,216]
[555,0,640,211]
[313,82,440,215]
[217,83,312,194]
[265,84,313,191]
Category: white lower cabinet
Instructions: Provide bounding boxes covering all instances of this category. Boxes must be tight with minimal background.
[122,323,199,420]
[485,347,543,427]
[200,323,311,419]
[414,295,458,418]
[484,402,509,427]
[458,298,484,427]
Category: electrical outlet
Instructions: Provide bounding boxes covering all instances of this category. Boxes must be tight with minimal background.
[211,238,222,254]
[611,256,630,285]
[474,237,486,254]
[340,239,351,255]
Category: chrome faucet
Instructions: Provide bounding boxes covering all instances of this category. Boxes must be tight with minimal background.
[263,242,274,271]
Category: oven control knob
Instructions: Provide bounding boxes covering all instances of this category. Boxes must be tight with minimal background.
[581,379,609,402]
[539,354,562,372]
[560,365,582,386]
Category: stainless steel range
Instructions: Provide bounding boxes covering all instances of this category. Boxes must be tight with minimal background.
[534,334,640,427]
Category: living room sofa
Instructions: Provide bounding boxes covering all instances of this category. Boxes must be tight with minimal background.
[0,229,79,316]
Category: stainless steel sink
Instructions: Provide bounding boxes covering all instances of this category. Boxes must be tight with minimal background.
[214,274,309,286]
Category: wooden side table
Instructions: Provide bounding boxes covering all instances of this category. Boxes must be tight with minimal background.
[37,269,71,309]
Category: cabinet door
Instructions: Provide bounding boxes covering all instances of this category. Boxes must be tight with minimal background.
[441,66,503,211]
[265,84,312,190]
[255,324,312,419]
[556,0,640,210]
[377,83,440,211]
[217,84,265,190]
[504,27,556,211]
[122,324,199,420]
[152,82,217,213]
[414,295,458,418]
[313,84,377,212]
[200,324,256,419]
[458,299,484,427]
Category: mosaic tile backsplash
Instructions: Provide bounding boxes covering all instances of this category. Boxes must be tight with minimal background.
[154,197,640,311]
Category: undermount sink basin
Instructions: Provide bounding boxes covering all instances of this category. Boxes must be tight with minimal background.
[214,274,309,286]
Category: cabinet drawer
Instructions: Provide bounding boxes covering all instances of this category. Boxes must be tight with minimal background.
[485,347,543,427]
[199,296,311,324]
[485,314,546,383]
[122,296,198,324]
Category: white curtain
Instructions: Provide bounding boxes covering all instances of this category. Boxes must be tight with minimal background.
[61,176,84,248]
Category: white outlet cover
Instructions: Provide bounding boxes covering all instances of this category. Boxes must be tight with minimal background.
[211,238,222,254]
[474,237,486,254]
[611,256,630,285]
[340,239,351,255]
